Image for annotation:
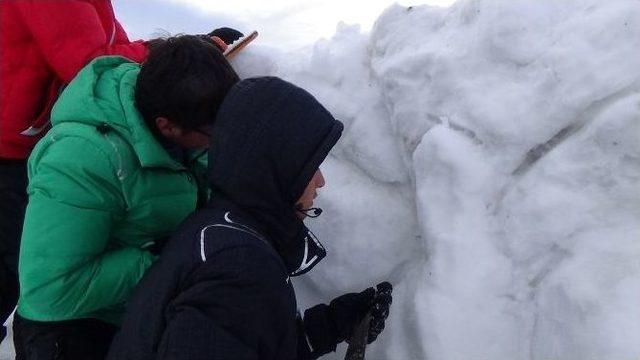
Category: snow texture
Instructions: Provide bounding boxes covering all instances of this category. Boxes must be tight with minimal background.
[232,0,640,359]
[2,1,638,359]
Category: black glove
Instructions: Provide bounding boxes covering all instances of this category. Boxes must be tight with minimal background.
[367,282,392,343]
[303,282,393,356]
[208,27,244,45]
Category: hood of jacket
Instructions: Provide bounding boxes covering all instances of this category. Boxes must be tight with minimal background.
[208,77,343,275]
[50,56,181,170]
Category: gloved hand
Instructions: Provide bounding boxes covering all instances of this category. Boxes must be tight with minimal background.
[367,282,392,343]
[198,27,244,52]
[303,282,393,356]
[208,27,244,45]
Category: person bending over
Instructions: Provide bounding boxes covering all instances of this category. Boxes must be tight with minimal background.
[15,35,239,359]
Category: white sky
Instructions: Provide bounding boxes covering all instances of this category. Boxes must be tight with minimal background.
[114,0,455,49]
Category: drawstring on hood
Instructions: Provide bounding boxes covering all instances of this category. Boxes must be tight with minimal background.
[208,77,343,276]
[297,207,323,218]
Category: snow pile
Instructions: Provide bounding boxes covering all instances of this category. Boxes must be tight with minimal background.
[233,0,640,358]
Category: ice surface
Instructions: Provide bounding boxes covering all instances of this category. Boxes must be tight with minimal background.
[2,0,638,359]
[231,0,640,359]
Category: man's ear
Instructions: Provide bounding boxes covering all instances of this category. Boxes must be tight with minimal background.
[155,117,183,138]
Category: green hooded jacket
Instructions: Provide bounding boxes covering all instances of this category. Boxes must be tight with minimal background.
[18,56,205,324]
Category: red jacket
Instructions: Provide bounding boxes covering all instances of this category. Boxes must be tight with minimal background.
[0,0,148,159]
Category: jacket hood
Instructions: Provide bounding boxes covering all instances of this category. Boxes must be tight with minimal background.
[208,77,343,274]
[50,56,181,170]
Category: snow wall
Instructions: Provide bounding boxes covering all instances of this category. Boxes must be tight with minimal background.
[232,0,640,359]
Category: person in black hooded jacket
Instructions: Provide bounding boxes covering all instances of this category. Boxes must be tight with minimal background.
[107,76,393,360]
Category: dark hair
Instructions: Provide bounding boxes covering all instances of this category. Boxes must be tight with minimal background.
[135,35,240,134]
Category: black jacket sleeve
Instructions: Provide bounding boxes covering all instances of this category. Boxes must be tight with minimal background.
[156,243,300,360]
[300,304,338,359]
[157,302,259,360]
[296,314,317,360]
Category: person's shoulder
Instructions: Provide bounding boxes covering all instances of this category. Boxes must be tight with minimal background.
[199,221,273,259]
[160,205,286,277]
[30,123,137,178]
[164,209,279,264]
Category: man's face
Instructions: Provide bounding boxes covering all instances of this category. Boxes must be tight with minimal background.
[170,127,211,149]
[296,169,325,214]
[156,117,212,149]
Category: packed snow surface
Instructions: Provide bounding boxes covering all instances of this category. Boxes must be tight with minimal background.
[234,0,640,359]
[2,0,638,359]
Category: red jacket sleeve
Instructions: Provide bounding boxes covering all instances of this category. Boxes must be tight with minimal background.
[114,18,149,54]
[16,0,148,83]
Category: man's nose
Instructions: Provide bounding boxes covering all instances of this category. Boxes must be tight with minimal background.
[317,171,325,188]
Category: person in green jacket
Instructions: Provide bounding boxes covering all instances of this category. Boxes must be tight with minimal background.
[14,35,240,359]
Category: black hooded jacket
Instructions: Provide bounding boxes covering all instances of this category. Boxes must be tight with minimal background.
[108,77,344,360]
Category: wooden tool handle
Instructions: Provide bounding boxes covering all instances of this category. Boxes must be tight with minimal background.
[224,30,259,60]
[344,313,372,360]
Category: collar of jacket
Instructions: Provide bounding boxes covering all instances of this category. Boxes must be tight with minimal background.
[50,56,184,171]
[207,194,326,277]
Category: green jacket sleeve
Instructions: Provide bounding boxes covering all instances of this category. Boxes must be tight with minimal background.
[18,136,155,322]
